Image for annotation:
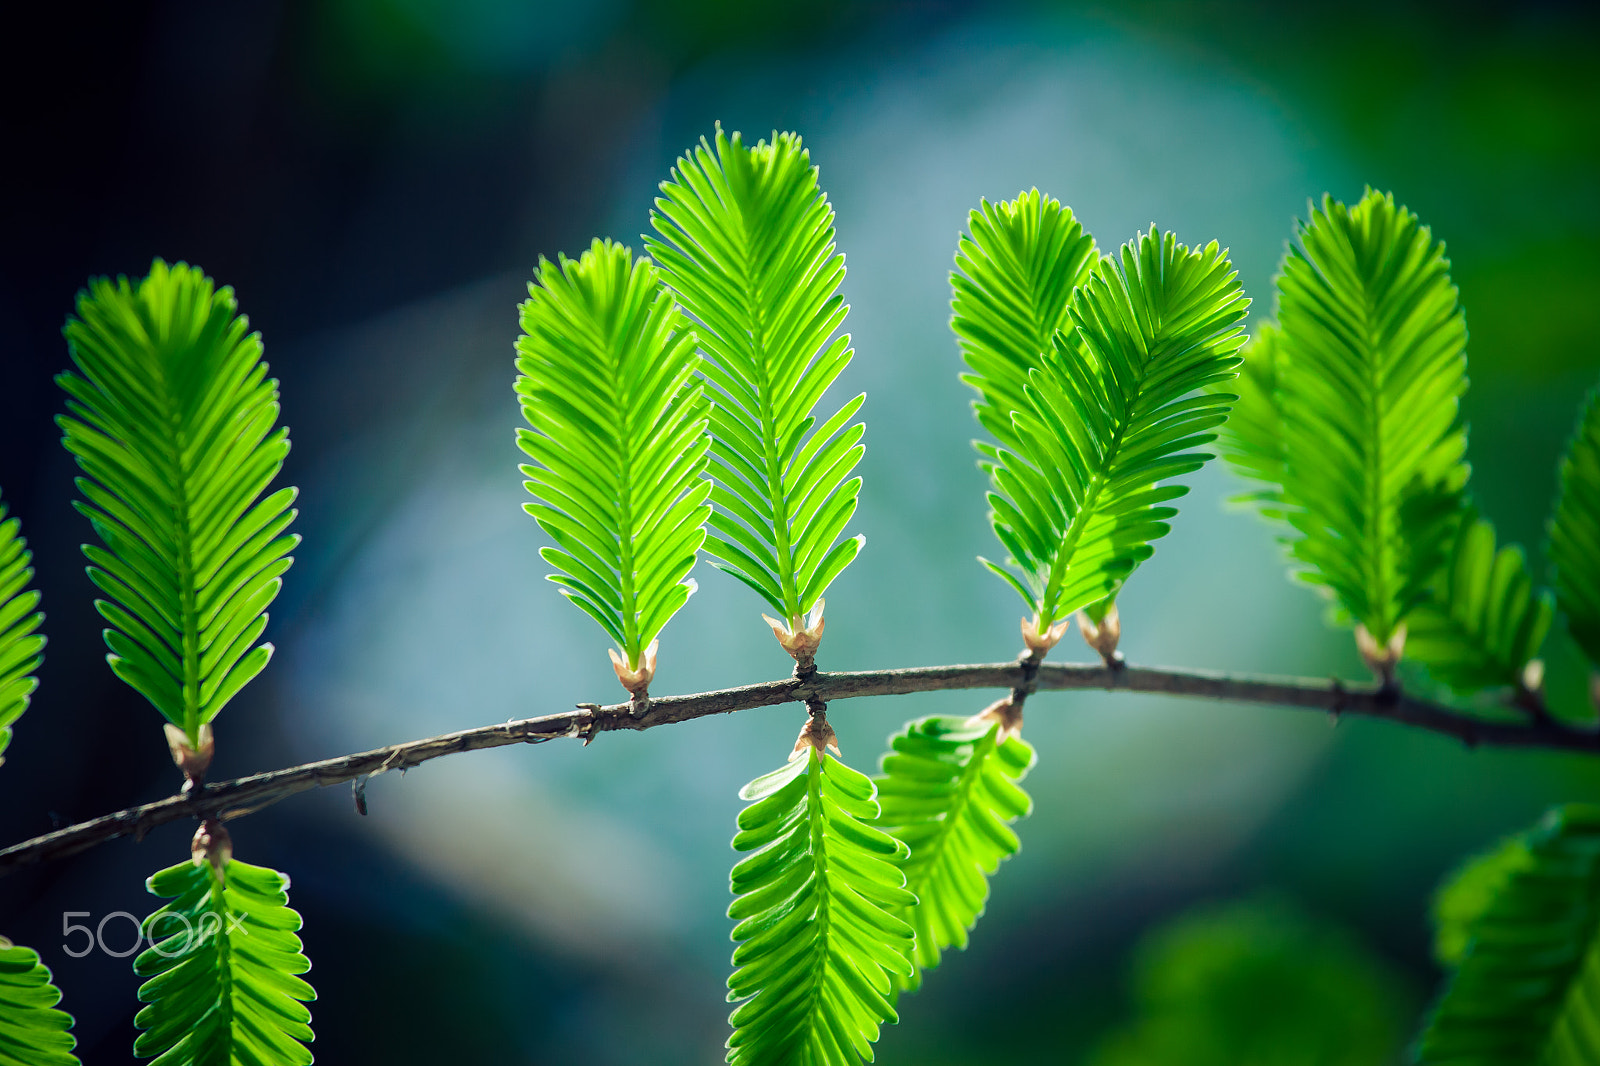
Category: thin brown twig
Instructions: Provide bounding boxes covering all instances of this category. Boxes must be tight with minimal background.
[2,658,1595,876]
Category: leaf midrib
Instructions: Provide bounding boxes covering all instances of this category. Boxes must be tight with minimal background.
[736,187,801,623]
[152,334,203,740]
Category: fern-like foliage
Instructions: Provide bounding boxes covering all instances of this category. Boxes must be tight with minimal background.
[1220,325,1288,517]
[647,127,865,629]
[951,190,1098,456]
[0,940,80,1065]
[873,715,1035,993]
[726,748,915,1065]
[1418,804,1600,1064]
[1406,513,1553,694]
[1551,388,1600,667]
[1224,191,1469,644]
[968,229,1249,629]
[0,496,45,765]
[58,261,298,744]
[515,239,711,670]
[135,858,315,1065]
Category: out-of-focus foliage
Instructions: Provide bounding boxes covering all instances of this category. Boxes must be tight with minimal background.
[1088,897,1407,1066]
[963,225,1248,630]
[57,261,299,745]
[648,126,865,629]
[873,715,1035,993]
[1224,190,1469,645]
[514,239,711,671]
[0,940,80,1066]
[135,858,316,1065]
[1406,512,1552,694]
[0,494,44,766]
[1418,805,1600,1065]
[725,748,915,1065]
[1550,389,1600,668]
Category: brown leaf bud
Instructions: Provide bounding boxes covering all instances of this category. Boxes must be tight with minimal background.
[164,722,215,788]
[1355,623,1406,686]
[190,818,232,881]
[971,694,1023,742]
[1078,604,1122,663]
[766,600,826,672]
[791,708,841,761]
[1020,615,1072,657]
[608,639,658,697]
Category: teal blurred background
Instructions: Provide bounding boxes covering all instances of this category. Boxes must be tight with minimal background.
[1,1,1598,1062]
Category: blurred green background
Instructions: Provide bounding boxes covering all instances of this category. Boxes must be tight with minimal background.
[1,1,1597,1062]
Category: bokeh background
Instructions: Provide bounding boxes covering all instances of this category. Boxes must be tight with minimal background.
[3,0,1599,1062]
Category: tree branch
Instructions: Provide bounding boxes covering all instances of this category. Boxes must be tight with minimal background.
[3,658,1594,876]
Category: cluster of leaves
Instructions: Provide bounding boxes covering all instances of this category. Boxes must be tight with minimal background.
[8,128,1600,1066]
[1420,805,1600,1063]
[1224,190,1600,711]
[952,193,1250,633]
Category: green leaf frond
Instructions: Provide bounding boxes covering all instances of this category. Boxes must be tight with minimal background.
[1550,387,1600,668]
[726,748,915,1065]
[515,238,712,667]
[1418,804,1600,1064]
[979,229,1250,629]
[647,125,866,627]
[1406,512,1553,694]
[58,261,299,743]
[873,715,1035,993]
[135,858,315,1065]
[951,190,1098,455]
[0,496,46,766]
[0,940,80,1065]
[1231,191,1470,644]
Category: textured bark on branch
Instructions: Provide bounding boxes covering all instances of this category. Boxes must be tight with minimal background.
[3,658,1594,876]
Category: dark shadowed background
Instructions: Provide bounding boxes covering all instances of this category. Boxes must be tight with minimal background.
[2,1,1599,1062]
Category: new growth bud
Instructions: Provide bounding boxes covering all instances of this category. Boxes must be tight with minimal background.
[609,640,658,696]
[971,694,1024,742]
[1078,605,1122,664]
[1355,623,1406,687]
[791,704,840,761]
[191,818,232,881]
[1020,614,1072,657]
[766,600,826,674]
[164,722,215,790]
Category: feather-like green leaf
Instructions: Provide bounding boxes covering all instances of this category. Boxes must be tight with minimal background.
[1224,191,1469,643]
[1219,324,1289,518]
[58,261,298,743]
[969,228,1249,628]
[0,496,45,766]
[134,858,315,1065]
[1417,804,1600,1064]
[0,940,80,1065]
[873,715,1035,993]
[647,126,865,627]
[726,747,916,1065]
[1407,512,1553,694]
[951,191,1098,455]
[515,238,712,667]
[1551,388,1600,668]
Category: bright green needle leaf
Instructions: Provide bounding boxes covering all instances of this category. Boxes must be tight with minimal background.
[952,190,1098,456]
[515,238,712,671]
[973,228,1249,629]
[58,261,299,744]
[1418,804,1600,1065]
[726,747,915,1065]
[1407,512,1553,694]
[1551,388,1600,668]
[135,857,315,1065]
[0,494,45,766]
[873,715,1035,994]
[647,125,866,630]
[1225,191,1470,645]
[0,940,80,1065]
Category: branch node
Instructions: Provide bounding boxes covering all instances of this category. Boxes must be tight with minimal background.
[767,601,825,675]
[1077,605,1122,667]
[972,695,1023,742]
